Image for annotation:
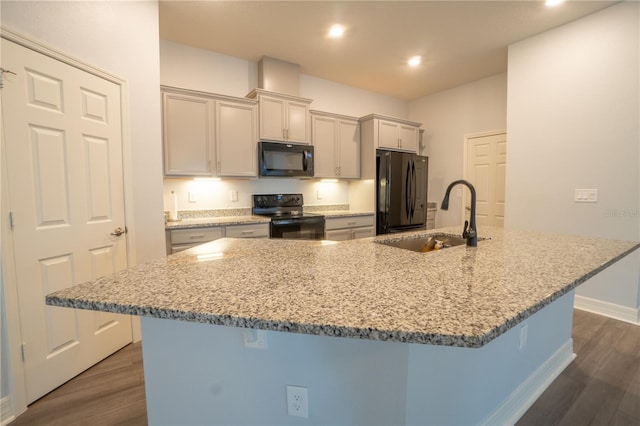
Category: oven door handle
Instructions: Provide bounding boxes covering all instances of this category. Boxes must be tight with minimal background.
[271,218,324,226]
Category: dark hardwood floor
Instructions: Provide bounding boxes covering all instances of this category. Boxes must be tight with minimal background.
[9,310,639,426]
[9,342,146,426]
[518,309,640,426]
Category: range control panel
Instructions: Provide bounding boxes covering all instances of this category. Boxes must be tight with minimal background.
[253,194,304,209]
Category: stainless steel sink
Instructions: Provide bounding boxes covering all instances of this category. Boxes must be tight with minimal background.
[378,233,469,253]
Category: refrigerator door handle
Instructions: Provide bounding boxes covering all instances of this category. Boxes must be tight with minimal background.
[412,160,417,220]
[405,161,411,220]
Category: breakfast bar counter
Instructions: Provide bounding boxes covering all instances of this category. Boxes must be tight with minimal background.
[46,227,639,425]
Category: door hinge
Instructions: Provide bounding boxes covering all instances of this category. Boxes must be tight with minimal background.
[9,211,15,230]
[21,342,26,361]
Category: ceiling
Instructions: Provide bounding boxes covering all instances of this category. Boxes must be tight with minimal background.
[159,0,618,101]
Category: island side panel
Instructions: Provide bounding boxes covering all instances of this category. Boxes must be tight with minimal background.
[405,290,576,425]
[140,317,410,425]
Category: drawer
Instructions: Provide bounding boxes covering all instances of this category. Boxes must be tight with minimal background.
[325,215,374,230]
[170,227,223,245]
[170,243,200,254]
[225,223,269,238]
[351,226,375,239]
[324,228,353,241]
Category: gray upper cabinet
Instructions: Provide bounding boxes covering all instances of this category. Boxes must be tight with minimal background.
[311,111,360,179]
[247,89,312,145]
[360,114,421,153]
[162,86,258,178]
[162,90,213,177]
[215,99,258,177]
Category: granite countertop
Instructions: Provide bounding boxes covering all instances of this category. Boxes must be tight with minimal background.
[321,211,374,218]
[164,210,372,229]
[165,215,270,230]
[46,227,639,348]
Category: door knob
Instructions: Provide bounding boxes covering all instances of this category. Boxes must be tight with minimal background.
[110,226,127,237]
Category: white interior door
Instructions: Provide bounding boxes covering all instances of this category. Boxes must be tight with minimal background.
[465,132,507,227]
[1,38,132,403]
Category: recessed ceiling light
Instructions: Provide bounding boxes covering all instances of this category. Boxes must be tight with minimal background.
[545,0,565,7]
[408,56,421,67]
[328,24,345,38]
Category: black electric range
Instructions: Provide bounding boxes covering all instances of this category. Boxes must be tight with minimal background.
[252,194,325,240]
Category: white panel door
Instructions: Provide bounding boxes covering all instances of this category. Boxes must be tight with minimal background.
[1,38,132,403]
[466,132,507,227]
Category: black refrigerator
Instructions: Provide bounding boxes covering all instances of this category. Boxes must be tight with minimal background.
[376,150,428,234]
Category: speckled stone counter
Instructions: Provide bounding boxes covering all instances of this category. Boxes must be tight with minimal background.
[46,226,639,348]
[165,215,270,230]
[318,210,374,218]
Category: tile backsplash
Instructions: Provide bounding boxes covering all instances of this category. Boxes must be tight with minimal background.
[163,178,350,212]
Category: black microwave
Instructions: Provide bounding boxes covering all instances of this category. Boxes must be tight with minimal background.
[258,141,314,177]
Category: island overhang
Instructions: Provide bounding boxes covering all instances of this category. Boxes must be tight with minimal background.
[46,226,639,348]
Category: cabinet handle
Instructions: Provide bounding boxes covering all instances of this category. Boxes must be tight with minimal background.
[347,221,357,226]
[189,235,206,239]
[241,230,255,235]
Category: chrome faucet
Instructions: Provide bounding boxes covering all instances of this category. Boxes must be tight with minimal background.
[441,180,478,247]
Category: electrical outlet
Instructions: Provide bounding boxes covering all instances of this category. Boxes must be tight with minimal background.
[286,385,308,418]
[188,191,198,203]
[230,190,238,202]
[519,324,528,350]
[243,329,267,349]
[317,190,323,200]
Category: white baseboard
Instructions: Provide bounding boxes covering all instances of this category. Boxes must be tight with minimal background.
[1,396,14,426]
[481,339,576,426]
[574,295,640,325]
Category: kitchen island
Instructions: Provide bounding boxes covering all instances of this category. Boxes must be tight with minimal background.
[47,227,639,425]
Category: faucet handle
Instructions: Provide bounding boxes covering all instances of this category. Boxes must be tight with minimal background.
[463,220,477,239]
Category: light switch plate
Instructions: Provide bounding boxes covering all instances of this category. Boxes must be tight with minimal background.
[230,190,238,202]
[574,189,598,203]
[188,191,198,203]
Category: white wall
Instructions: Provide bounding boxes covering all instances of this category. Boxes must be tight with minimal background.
[1,0,165,416]
[409,73,507,227]
[506,2,640,316]
[160,40,408,212]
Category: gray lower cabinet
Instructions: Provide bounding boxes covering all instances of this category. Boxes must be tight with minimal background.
[324,215,375,241]
[167,223,269,254]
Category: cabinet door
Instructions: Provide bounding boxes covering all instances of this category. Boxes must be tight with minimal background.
[286,100,311,144]
[216,100,257,177]
[258,95,286,141]
[311,115,337,178]
[337,119,360,178]
[399,124,418,152]
[163,92,213,176]
[324,228,353,241]
[378,119,399,149]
